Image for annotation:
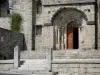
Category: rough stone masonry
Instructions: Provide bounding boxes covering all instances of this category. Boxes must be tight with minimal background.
[0,0,100,75]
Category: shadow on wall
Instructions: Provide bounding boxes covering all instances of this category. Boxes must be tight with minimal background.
[0,28,27,60]
[23,35,27,50]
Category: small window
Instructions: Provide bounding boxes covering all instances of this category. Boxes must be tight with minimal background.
[36,0,42,14]
[0,0,10,17]
[36,25,42,35]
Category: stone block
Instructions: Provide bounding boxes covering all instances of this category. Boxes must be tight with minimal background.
[67,68,79,73]
[2,64,13,71]
[66,64,79,68]
[87,68,100,73]
[86,73,100,75]
[52,64,59,68]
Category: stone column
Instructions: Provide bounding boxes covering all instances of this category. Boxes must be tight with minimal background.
[63,28,65,49]
[56,28,60,49]
[55,26,58,49]
[64,28,67,49]
[57,29,60,49]
[61,28,64,49]
[66,27,68,49]
[59,28,61,49]
[53,26,56,50]
[79,28,81,49]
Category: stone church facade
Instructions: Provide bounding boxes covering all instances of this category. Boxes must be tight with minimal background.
[0,0,98,51]
[36,0,95,51]
[1,0,100,75]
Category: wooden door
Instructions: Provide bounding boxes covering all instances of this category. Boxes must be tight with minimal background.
[67,28,73,49]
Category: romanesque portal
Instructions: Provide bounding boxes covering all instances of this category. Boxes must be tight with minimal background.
[52,8,87,50]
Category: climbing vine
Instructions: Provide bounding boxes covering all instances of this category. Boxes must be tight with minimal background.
[11,13,22,32]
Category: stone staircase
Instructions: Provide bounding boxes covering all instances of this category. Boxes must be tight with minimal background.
[20,49,100,59]
[1,49,100,75]
[10,59,49,74]
[53,49,100,59]
[19,59,48,71]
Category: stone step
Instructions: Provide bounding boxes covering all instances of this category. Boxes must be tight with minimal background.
[19,59,48,71]
[24,59,47,63]
[53,50,100,59]
[20,50,100,59]
[11,69,47,73]
[53,55,100,59]
[21,64,47,67]
[23,62,47,64]
[24,62,47,64]
[18,67,46,70]
[21,59,47,65]
[9,69,52,74]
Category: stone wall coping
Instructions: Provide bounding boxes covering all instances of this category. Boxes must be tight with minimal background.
[42,0,95,6]
[0,60,14,64]
[52,59,100,64]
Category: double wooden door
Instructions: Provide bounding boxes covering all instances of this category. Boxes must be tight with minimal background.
[67,27,73,49]
[67,27,79,49]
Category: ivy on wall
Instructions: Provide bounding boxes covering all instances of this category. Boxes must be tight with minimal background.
[11,13,22,32]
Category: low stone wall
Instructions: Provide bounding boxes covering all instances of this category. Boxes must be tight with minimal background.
[0,46,20,71]
[52,63,100,75]
[0,28,25,59]
[0,60,14,71]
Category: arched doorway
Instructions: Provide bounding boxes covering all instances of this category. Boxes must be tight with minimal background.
[51,7,87,50]
[67,21,79,49]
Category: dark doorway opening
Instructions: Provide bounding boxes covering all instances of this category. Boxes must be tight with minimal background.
[73,28,79,49]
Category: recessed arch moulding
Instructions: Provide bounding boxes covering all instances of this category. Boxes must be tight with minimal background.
[51,7,91,50]
[51,7,87,28]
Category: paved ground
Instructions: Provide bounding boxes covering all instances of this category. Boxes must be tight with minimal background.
[0,73,32,75]
[0,73,22,75]
[0,73,33,75]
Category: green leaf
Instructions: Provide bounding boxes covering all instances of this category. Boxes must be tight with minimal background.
[11,13,22,32]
